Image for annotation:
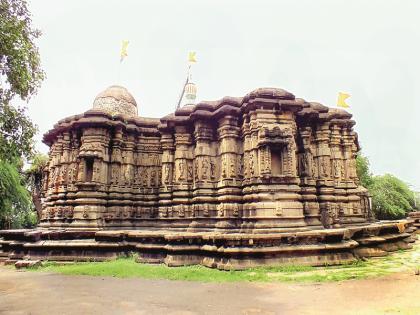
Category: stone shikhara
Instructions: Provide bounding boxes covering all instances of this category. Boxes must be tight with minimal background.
[0,86,417,269]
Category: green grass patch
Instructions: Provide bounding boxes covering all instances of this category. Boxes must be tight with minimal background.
[30,236,420,283]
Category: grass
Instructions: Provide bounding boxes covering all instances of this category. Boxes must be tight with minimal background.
[31,236,420,283]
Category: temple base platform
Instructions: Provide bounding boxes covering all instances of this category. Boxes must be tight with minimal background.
[0,219,417,270]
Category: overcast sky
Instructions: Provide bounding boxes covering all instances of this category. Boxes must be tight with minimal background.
[26,0,420,190]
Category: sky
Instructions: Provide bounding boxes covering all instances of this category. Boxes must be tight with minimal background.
[25,0,420,190]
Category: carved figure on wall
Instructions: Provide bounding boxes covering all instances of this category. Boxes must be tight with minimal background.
[163,163,171,184]
[64,206,74,219]
[48,167,56,188]
[232,204,239,216]
[67,164,77,184]
[93,161,101,183]
[123,207,130,219]
[157,169,162,185]
[187,163,193,181]
[276,203,283,216]
[221,155,227,179]
[136,206,143,218]
[210,158,216,179]
[203,204,209,217]
[59,165,67,184]
[178,159,186,181]
[217,203,224,217]
[150,169,157,187]
[179,204,185,217]
[48,207,56,219]
[236,157,242,178]
[57,207,63,218]
[133,167,140,185]
[111,164,120,185]
[230,155,236,178]
[41,171,49,192]
[77,160,85,182]
[249,152,255,177]
[202,158,209,180]
[194,160,199,181]
[160,206,168,218]
[321,202,339,228]
[243,154,248,178]
[142,167,149,187]
[83,206,89,218]
[301,152,314,177]
[333,160,341,179]
[320,157,330,178]
[69,148,77,163]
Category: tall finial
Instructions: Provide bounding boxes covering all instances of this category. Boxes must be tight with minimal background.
[176,51,198,110]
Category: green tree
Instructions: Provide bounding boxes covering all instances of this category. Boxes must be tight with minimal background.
[0,0,44,228]
[26,153,48,219]
[0,160,33,228]
[356,153,373,188]
[370,174,415,220]
[356,152,414,220]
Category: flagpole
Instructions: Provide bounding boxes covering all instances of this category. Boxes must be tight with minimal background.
[176,64,190,110]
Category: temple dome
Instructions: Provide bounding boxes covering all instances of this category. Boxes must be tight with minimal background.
[93,85,138,117]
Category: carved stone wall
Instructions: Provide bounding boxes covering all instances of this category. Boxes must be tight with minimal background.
[40,88,371,231]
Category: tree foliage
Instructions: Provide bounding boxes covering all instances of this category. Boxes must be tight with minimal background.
[0,0,45,102]
[369,174,415,220]
[356,154,373,188]
[0,0,44,229]
[0,0,42,163]
[26,153,48,219]
[0,102,37,163]
[356,153,414,220]
[0,160,34,228]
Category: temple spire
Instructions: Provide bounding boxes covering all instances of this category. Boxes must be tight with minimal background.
[176,52,198,109]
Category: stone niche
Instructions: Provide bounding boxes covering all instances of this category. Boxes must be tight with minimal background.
[2,85,415,270]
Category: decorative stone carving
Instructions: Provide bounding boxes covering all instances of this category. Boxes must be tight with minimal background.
[202,158,209,180]
[39,85,371,242]
[82,206,89,218]
[321,203,339,228]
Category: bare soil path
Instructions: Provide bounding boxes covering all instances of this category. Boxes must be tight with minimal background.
[0,267,419,315]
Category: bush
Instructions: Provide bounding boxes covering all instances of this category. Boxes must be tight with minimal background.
[356,153,415,220]
[0,160,33,228]
[369,174,415,220]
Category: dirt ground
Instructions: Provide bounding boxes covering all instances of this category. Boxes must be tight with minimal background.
[0,267,419,315]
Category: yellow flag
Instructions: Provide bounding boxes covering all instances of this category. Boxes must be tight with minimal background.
[188,51,197,63]
[120,40,129,62]
[337,92,350,108]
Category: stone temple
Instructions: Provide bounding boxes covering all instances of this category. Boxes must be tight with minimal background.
[0,85,417,269]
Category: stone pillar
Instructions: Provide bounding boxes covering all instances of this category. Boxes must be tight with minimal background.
[217,115,242,219]
[158,133,175,218]
[172,127,193,218]
[314,122,339,228]
[192,121,217,218]
[298,126,321,226]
